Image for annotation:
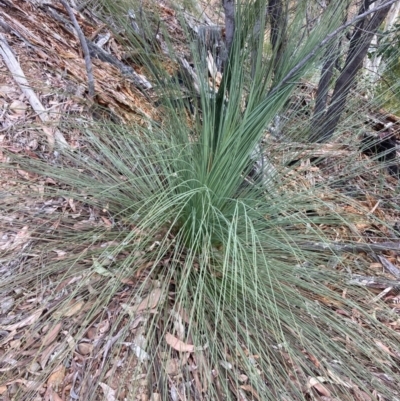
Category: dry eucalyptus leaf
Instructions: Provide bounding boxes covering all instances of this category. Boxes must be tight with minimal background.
[135,288,162,312]
[307,376,331,397]
[239,384,260,400]
[47,366,65,389]
[42,322,62,346]
[77,343,93,355]
[9,100,27,115]
[122,288,163,316]
[53,300,84,318]
[165,333,194,353]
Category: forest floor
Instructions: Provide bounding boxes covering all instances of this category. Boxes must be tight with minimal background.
[1,0,400,400]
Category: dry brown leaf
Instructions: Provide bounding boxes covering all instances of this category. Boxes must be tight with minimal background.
[86,326,97,340]
[165,332,194,353]
[9,100,27,115]
[306,352,321,369]
[42,322,62,347]
[68,198,76,212]
[132,288,162,312]
[240,384,261,400]
[53,300,84,318]
[45,177,57,185]
[101,216,113,227]
[307,377,331,397]
[77,343,93,355]
[369,262,382,269]
[47,366,65,389]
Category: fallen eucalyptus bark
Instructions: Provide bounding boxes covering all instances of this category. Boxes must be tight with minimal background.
[45,4,152,91]
[86,42,152,90]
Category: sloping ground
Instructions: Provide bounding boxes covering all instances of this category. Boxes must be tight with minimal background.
[1,1,400,400]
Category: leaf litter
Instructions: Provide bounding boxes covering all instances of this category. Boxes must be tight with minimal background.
[0,0,400,400]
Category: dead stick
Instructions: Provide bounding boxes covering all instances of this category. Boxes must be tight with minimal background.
[60,0,95,98]
[296,241,400,253]
[348,274,400,289]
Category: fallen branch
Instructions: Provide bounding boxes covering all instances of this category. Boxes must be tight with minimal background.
[297,240,400,253]
[0,33,68,150]
[348,274,400,290]
[60,0,95,98]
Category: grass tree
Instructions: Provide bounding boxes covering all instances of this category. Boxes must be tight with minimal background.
[1,0,400,400]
